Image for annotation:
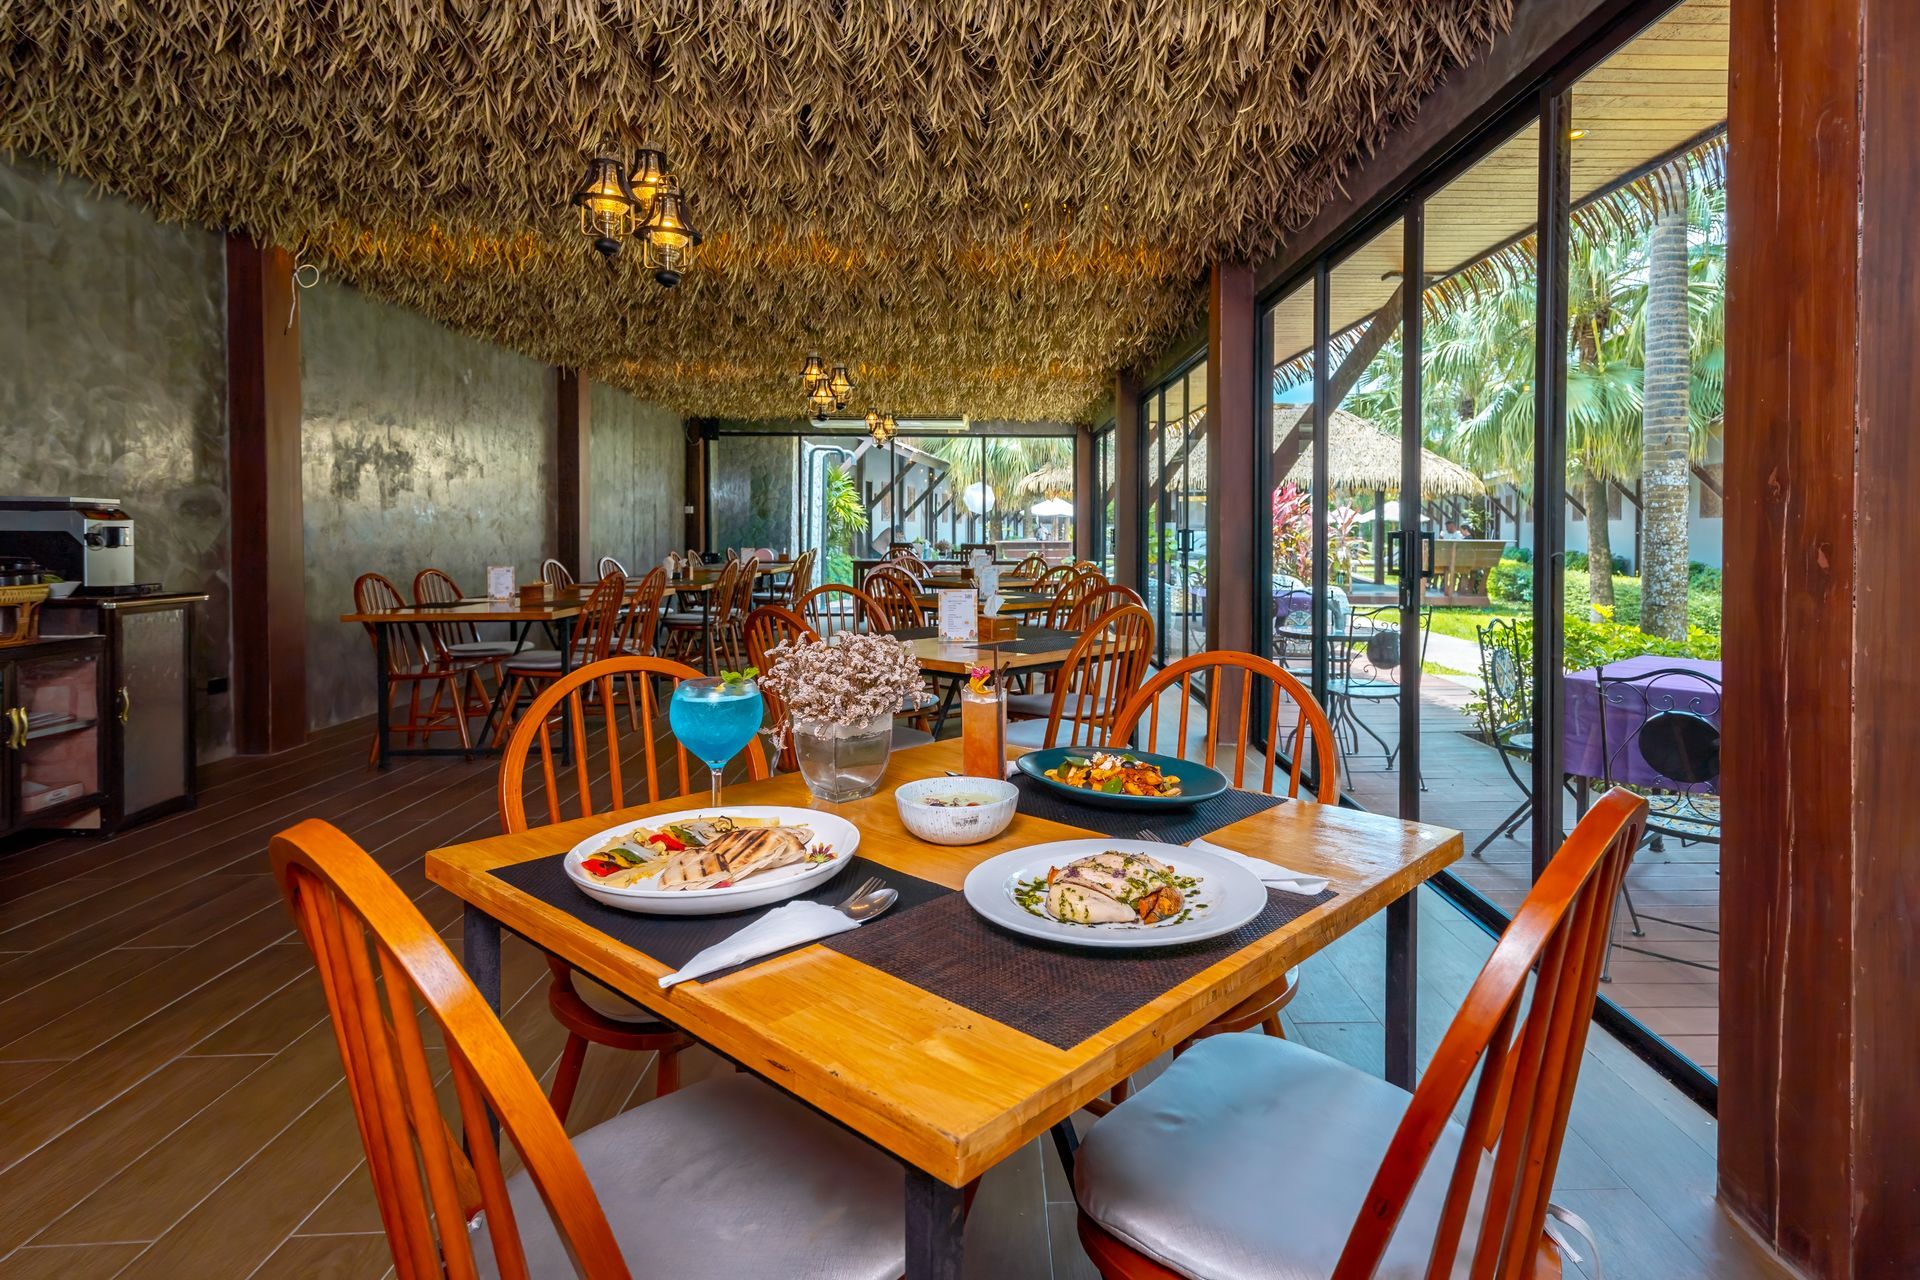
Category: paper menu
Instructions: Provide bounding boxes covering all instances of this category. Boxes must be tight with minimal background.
[486,565,516,600]
[938,589,979,641]
[975,563,1001,612]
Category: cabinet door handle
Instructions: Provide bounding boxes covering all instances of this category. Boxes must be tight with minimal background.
[118,686,131,724]
[15,707,25,748]
[7,708,22,749]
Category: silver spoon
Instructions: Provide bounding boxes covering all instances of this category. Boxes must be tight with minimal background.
[840,886,899,922]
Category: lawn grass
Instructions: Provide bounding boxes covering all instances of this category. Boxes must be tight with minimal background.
[1424,573,1723,643]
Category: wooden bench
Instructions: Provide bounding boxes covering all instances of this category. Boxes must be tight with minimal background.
[1425,539,1507,605]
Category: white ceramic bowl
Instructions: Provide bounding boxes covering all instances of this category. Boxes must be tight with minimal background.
[46,581,78,598]
[894,776,1019,845]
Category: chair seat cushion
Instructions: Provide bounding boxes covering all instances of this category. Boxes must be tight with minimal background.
[473,1073,903,1280]
[443,640,521,657]
[1005,716,1106,749]
[1076,1034,1489,1280]
[570,972,672,1027]
[892,724,935,749]
[502,649,565,670]
[660,611,707,626]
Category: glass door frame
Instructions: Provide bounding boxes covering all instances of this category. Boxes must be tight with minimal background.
[1248,26,1717,1108]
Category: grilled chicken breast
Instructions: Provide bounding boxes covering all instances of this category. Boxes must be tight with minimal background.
[1044,851,1184,924]
[657,826,812,890]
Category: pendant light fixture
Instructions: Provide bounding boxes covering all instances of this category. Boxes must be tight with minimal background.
[638,173,699,287]
[569,155,636,260]
[801,353,828,391]
[828,364,854,410]
[807,379,838,418]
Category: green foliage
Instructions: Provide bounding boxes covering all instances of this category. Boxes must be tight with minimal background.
[1564,550,1630,576]
[1487,556,1533,605]
[822,463,867,584]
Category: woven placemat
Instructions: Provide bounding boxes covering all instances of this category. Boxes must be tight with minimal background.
[1011,774,1288,843]
[892,624,1072,655]
[489,854,950,979]
[824,884,1338,1050]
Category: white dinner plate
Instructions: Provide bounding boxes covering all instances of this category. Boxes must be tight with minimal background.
[961,838,1268,949]
[564,806,860,916]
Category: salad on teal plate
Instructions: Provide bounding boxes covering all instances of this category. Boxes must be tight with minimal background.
[1015,746,1227,810]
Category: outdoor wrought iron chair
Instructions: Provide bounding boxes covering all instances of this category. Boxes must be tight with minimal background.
[1472,617,1539,857]
[1592,663,1722,979]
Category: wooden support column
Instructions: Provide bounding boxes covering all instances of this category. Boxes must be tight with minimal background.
[1206,261,1257,657]
[1112,373,1143,589]
[1072,423,1097,560]
[1721,0,1920,1272]
[225,236,307,754]
[555,368,590,576]
[684,421,709,553]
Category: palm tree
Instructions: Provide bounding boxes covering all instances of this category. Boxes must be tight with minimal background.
[917,435,1073,543]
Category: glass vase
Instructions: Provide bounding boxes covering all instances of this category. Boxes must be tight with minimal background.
[791,711,893,802]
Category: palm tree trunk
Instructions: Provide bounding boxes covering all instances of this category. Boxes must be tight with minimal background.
[1640,183,1693,640]
[1583,470,1615,614]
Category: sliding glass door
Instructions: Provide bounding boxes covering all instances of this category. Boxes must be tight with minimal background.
[1144,360,1209,665]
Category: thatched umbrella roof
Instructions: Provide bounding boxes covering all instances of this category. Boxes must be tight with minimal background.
[1016,463,1075,498]
[0,4,1510,420]
[1277,406,1485,499]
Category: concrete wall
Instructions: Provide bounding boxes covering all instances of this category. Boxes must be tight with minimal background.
[589,383,685,574]
[710,434,796,553]
[0,160,236,758]
[298,282,558,729]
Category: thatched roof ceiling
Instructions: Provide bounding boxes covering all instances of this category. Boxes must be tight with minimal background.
[1279,406,1485,497]
[1,3,1512,420]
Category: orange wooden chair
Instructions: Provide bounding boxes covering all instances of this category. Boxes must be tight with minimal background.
[862,569,926,631]
[271,811,903,1279]
[495,572,626,739]
[1073,788,1648,1280]
[352,573,490,762]
[797,582,877,639]
[540,557,574,587]
[1006,605,1154,749]
[784,548,817,606]
[1010,551,1049,578]
[742,606,818,771]
[1098,651,1341,1077]
[498,655,770,1122]
[410,568,517,722]
[1063,582,1145,631]
[1045,572,1096,629]
[1032,563,1077,594]
[718,558,761,668]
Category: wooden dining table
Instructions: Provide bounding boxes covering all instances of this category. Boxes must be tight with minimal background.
[893,623,1085,730]
[425,738,1462,1279]
[338,596,583,768]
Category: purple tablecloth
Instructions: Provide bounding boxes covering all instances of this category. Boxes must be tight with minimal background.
[1563,655,1721,789]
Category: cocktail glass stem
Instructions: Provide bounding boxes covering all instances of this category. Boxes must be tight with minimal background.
[708,765,724,808]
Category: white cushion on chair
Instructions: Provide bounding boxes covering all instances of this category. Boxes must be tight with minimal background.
[660,611,706,625]
[502,649,565,670]
[473,1073,903,1280]
[1076,1035,1491,1280]
[892,724,935,748]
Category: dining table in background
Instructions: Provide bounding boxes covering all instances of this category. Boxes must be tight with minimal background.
[1563,654,1723,788]
[892,623,1087,731]
[338,595,583,768]
[425,738,1463,1280]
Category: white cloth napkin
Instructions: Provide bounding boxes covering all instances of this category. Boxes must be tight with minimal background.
[1185,839,1331,896]
[658,900,862,989]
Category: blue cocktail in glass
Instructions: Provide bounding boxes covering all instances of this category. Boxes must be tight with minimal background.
[669,676,764,807]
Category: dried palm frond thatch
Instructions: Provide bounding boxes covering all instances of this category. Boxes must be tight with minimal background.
[0,1,1513,420]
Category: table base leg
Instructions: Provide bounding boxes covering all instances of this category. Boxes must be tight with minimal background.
[1385,892,1417,1089]
[1049,1118,1080,1183]
[462,905,503,1145]
[904,1168,965,1280]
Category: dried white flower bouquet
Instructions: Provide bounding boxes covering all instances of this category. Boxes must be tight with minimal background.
[759,632,929,738]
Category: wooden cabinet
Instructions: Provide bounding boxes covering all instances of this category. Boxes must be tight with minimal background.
[0,636,108,834]
[25,593,205,834]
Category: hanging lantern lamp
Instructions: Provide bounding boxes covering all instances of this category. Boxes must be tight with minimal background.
[569,155,636,260]
[638,174,699,287]
[829,364,854,409]
[802,353,829,390]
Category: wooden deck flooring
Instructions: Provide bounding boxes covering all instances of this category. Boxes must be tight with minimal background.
[1337,674,1723,1075]
[0,714,1777,1279]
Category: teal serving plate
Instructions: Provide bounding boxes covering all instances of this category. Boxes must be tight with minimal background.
[1015,747,1228,810]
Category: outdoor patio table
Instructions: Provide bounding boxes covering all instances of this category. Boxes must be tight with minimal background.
[1563,654,1722,788]
[425,738,1462,1280]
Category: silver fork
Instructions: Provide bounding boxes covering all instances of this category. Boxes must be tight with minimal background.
[836,876,884,909]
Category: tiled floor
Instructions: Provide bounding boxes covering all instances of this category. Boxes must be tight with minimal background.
[0,713,1774,1278]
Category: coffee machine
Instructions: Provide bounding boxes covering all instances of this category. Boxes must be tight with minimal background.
[0,497,154,594]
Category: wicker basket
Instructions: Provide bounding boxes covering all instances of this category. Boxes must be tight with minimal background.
[0,584,51,647]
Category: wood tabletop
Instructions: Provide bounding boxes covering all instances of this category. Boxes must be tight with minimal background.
[340,598,584,624]
[899,626,1082,675]
[425,739,1462,1186]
